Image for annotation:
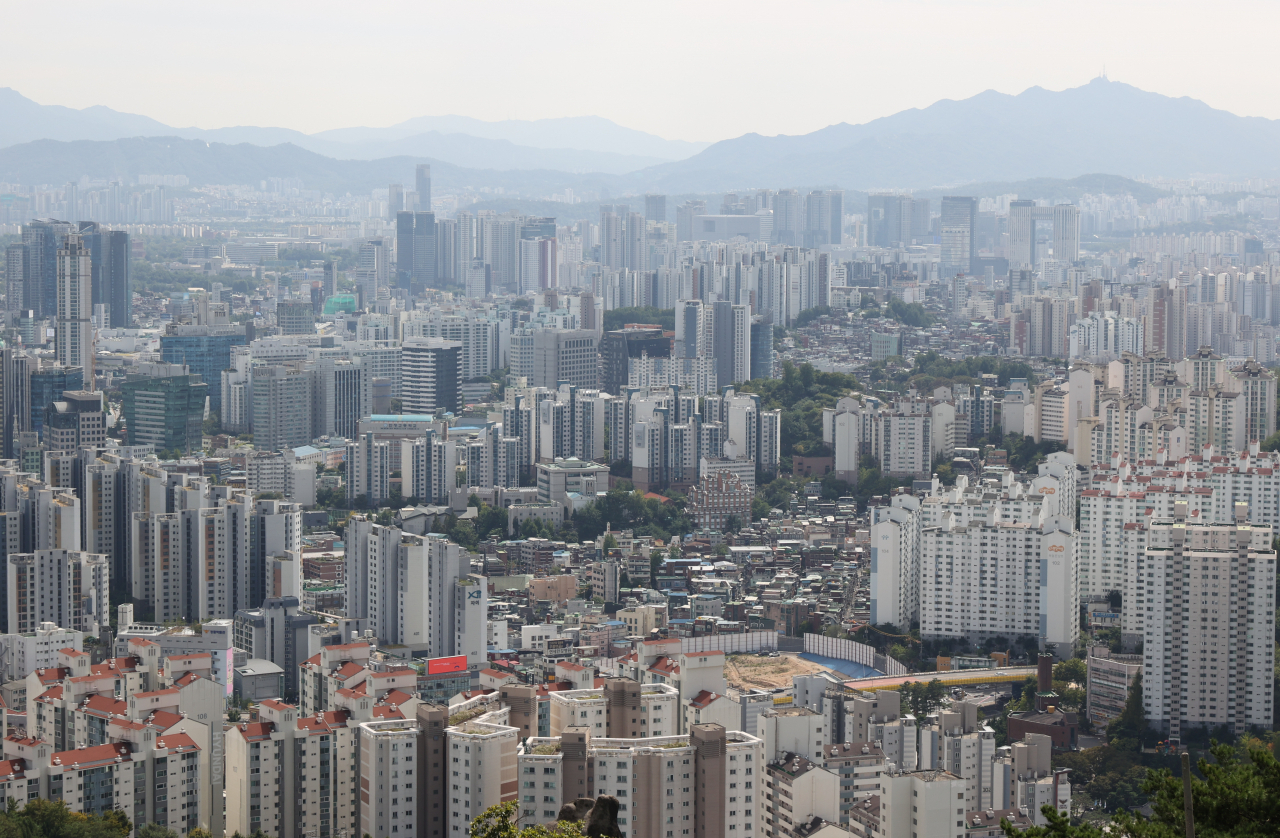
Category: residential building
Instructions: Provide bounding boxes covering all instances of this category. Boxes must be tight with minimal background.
[1085,646,1142,730]
[1135,504,1275,739]
[765,754,840,838]
[687,471,752,531]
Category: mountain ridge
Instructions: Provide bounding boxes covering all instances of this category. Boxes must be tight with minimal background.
[0,88,705,173]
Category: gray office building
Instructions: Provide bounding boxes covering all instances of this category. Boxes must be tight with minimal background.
[940,196,978,277]
[416,164,432,210]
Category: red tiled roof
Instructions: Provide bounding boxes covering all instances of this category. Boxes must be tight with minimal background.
[235,722,276,742]
[49,743,131,771]
[154,733,200,752]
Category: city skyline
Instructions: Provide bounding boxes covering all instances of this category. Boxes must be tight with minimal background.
[2,0,1280,141]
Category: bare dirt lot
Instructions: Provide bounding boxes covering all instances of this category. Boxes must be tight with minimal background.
[724,653,834,690]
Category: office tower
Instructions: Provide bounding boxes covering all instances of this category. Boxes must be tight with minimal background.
[22,218,75,319]
[396,211,416,289]
[1138,505,1275,741]
[512,329,599,389]
[645,193,666,225]
[675,200,706,243]
[1008,202,1080,268]
[8,549,110,636]
[435,216,457,283]
[387,183,403,219]
[354,238,389,307]
[416,163,432,210]
[4,244,25,313]
[940,196,977,277]
[55,234,94,388]
[804,190,835,247]
[866,195,912,248]
[314,357,371,440]
[600,327,669,395]
[119,369,208,453]
[251,364,313,452]
[322,260,338,297]
[43,390,106,451]
[412,211,438,291]
[78,222,131,328]
[160,324,246,416]
[910,197,931,239]
[401,337,463,414]
[773,188,804,246]
[276,300,315,334]
[27,364,84,440]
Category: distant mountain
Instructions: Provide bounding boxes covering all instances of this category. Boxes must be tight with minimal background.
[0,88,171,147]
[0,89,705,174]
[313,115,709,161]
[624,78,1280,192]
[0,136,620,195]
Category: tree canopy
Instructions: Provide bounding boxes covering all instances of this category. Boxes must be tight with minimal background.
[0,800,132,838]
[1008,741,1280,837]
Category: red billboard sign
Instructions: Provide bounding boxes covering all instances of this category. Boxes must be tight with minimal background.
[427,655,468,675]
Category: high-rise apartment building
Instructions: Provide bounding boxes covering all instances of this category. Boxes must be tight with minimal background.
[55,234,94,388]
[1135,505,1275,740]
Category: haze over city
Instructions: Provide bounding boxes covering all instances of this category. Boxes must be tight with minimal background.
[0,4,1276,838]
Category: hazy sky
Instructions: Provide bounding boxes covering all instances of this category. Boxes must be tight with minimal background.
[5,0,1279,142]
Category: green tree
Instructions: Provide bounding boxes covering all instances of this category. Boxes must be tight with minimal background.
[898,679,946,719]
[603,533,618,550]
[202,411,221,436]
[1107,673,1149,744]
[136,824,180,838]
[725,514,743,533]
[468,801,584,838]
[1002,806,1105,837]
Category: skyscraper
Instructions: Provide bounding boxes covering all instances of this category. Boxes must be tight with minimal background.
[412,211,437,291]
[416,164,432,211]
[78,223,131,329]
[772,189,803,246]
[21,219,74,320]
[55,234,94,390]
[675,200,706,243]
[599,208,624,269]
[387,184,403,219]
[401,337,463,414]
[645,194,667,226]
[395,211,416,290]
[940,196,977,277]
[866,195,912,247]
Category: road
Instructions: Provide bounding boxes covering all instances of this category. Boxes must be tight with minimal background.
[843,666,1039,691]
